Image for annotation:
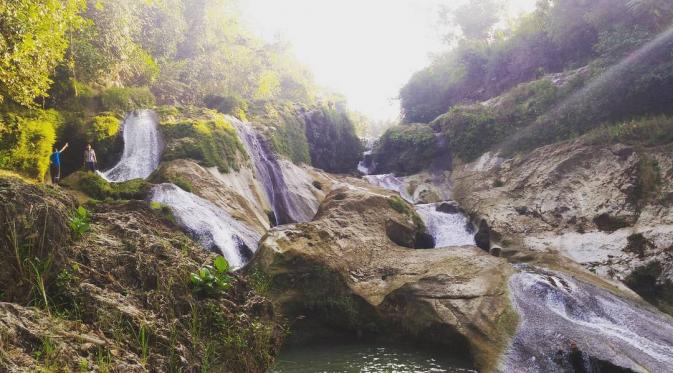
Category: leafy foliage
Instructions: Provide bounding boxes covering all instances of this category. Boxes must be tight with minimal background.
[401,0,673,124]
[189,256,232,297]
[0,0,85,106]
[0,109,60,179]
[69,206,91,238]
[372,124,440,175]
[62,171,151,200]
[303,106,364,173]
[100,87,156,114]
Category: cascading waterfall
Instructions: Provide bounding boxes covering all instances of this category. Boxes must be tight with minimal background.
[357,138,375,174]
[150,183,261,269]
[229,116,299,225]
[102,109,164,182]
[359,144,474,247]
[415,203,475,247]
[502,265,673,372]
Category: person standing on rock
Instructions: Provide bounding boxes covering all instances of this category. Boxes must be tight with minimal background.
[49,142,69,184]
[84,144,98,172]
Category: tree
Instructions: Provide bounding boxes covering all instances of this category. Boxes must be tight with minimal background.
[0,0,84,107]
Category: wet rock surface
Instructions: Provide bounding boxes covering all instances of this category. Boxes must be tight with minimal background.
[252,183,516,371]
[453,140,673,315]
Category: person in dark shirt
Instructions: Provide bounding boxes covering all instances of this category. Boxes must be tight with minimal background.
[50,142,69,184]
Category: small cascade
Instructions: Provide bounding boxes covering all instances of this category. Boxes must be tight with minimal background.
[502,265,673,372]
[150,183,261,269]
[415,203,475,247]
[357,138,376,174]
[229,116,299,225]
[103,110,163,182]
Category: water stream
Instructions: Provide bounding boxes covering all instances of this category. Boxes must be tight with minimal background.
[273,341,475,373]
[102,109,163,182]
[502,265,673,372]
[230,116,301,225]
[150,183,261,269]
[359,150,474,247]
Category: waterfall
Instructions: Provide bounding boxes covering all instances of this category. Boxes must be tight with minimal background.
[502,265,673,372]
[150,183,261,269]
[102,110,163,182]
[358,138,375,174]
[229,116,299,225]
[415,203,475,247]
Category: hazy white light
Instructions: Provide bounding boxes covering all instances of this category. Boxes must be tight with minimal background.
[243,0,537,120]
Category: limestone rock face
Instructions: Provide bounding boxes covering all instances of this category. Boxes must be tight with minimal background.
[153,159,331,234]
[453,140,673,313]
[253,184,516,371]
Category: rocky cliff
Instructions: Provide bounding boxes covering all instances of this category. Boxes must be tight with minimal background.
[453,139,673,315]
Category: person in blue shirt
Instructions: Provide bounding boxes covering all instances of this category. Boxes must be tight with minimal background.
[50,142,69,184]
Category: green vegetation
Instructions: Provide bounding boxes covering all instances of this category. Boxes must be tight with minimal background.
[250,102,312,164]
[189,256,233,297]
[388,196,425,229]
[0,109,61,179]
[304,106,364,173]
[159,107,248,172]
[373,124,439,174]
[397,0,673,162]
[61,171,151,200]
[100,87,156,115]
[0,0,85,107]
[68,206,91,238]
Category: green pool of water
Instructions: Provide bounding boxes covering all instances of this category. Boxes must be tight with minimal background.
[272,341,475,373]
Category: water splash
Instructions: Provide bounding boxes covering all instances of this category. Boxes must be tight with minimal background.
[150,183,261,269]
[103,110,163,182]
[502,265,673,372]
[415,203,474,247]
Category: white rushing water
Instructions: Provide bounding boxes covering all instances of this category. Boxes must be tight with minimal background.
[415,203,475,247]
[357,138,375,174]
[103,110,163,182]
[502,265,673,372]
[150,183,261,269]
[229,116,300,225]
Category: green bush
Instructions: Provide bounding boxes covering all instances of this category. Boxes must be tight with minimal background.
[304,106,364,173]
[372,124,439,174]
[87,114,121,142]
[586,116,673,147]
[0,109,60,179]
[100,87,155,114]
[62,171,151,200]
[69,206,91,238]
[190,256,233,297]
[160,108,247,172]
[204,94,249,120]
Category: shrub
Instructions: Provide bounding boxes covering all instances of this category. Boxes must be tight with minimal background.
[190,256,233,297]
[100,87,155,114]
[0,109,60,179]
[204,94,249,120]
[87,114,121,142]
[69,206,91,238]
[372,124,439,174]
[586,116,673,147]
[160,108,247,172]
[304,106,364,173]
[62,171,151,200]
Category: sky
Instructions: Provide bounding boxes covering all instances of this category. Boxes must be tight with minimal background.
[242,0,538,121]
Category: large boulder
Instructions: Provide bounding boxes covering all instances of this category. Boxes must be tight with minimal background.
[252,183,516,371]
[453,140,673,315]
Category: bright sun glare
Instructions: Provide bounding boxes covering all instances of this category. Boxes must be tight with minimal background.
[243,0,538,121]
